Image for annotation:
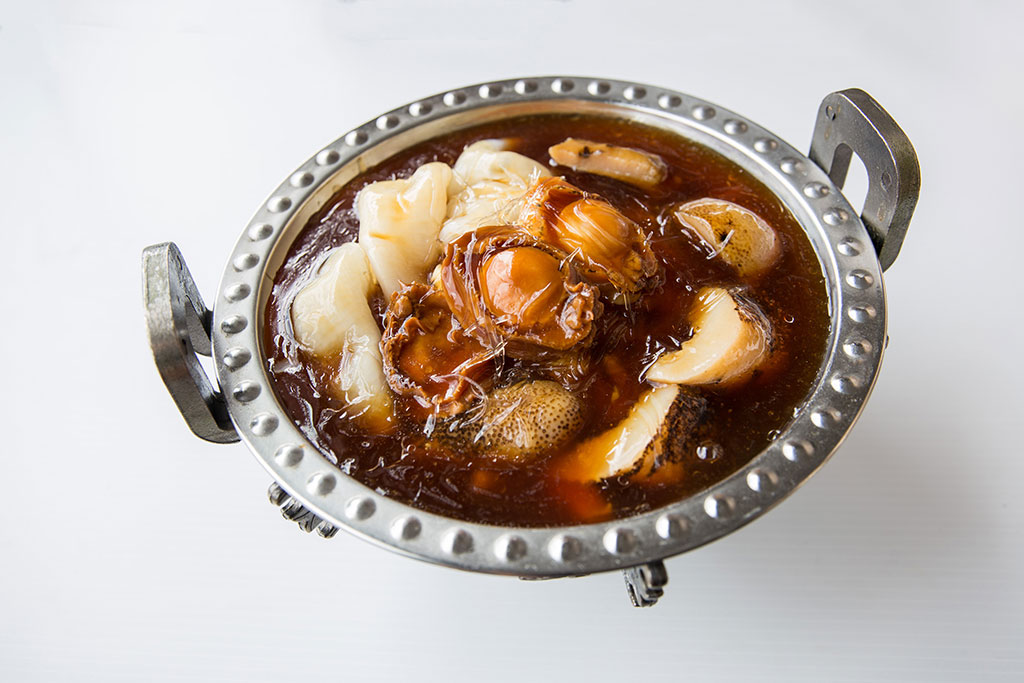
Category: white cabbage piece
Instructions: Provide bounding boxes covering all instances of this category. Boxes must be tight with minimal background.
[357,162,453,301]
[440,139,551,245]
[291,243,392,426]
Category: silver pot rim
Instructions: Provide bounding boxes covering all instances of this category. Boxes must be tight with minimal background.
[210,76,887,577]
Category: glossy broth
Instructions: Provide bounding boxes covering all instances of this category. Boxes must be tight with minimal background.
[265,114,830,526]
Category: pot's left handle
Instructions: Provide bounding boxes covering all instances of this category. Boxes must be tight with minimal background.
[143,242,240,443]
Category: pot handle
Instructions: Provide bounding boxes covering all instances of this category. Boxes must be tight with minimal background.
[142,242,240,443]
[809,88,920,271]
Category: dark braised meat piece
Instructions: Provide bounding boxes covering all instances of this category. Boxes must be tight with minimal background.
[380,282,495,417]
[439,226,603,359]
[516,177,660,300]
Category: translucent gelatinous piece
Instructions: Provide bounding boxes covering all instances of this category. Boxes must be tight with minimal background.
[440,140,551,246]
[290,243,393,426]
[646,286,773,386]
[357,162,453,300]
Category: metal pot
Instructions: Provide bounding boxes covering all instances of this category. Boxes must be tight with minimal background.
[143,77,919,606]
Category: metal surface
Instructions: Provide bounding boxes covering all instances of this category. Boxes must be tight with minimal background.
[145,77,912,588]
[211,77,892,577]
[143,243,239,443]
[267,483,338,538]
[623,561,669,607]
[810,88,920,271]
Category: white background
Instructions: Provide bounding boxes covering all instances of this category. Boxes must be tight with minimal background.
[2,1,1022,681]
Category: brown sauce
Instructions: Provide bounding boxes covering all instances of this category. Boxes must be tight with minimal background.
[264,114,830,527]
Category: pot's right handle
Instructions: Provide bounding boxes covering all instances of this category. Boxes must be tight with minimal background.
[809,88,920,271]
[143,242,240,444]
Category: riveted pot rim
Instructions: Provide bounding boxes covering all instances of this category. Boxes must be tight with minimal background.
[211,76,886,577]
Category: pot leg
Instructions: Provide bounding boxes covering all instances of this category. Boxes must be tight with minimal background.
[623,560,668,607]
[267,482,338,538]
